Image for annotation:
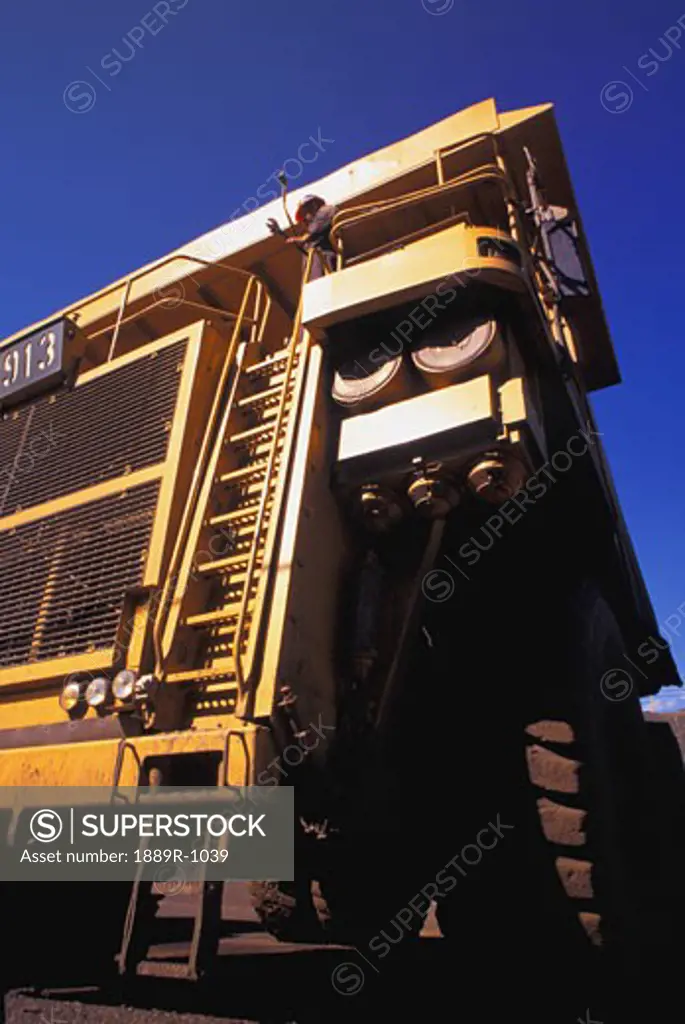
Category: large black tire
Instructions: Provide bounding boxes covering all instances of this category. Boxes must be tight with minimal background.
[518,582,683,960]
[434,580,685,975]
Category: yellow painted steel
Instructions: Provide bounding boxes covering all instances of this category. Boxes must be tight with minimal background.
[302,224,524,332]
[0,463,162,534]
[338,375,498,463]
[0,649,115,694]
[0,723,270,788]
[0,320,230,714]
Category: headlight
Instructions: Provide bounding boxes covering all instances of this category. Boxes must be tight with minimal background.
[59,680,83,712]
[466,454,527,504]
[137,674,160,702]
[332,348,408,411]
[112,669,137,702]
[411,318,503,385]
[85,676,110,708]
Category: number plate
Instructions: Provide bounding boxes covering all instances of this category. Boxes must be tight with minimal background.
[0,320,70,407]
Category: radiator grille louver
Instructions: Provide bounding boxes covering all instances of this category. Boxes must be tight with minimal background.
[0,483,159,667]
[0,337,189,674]
[0,339,185,517]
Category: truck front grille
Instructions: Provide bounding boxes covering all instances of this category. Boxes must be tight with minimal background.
[0,339,185,517]
[0,482,159,667]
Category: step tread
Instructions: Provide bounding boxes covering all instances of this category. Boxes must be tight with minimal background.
[208,506,260,527]
[229,421,278,444]
[166,663,238,684]
[219,461,268,484]
[196,547,264,572]
[185,602,255,627]
[238,383,291,409]
[244,347,294,376]
[196,555,263,577]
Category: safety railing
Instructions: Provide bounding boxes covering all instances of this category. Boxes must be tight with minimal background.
[54,252,262,362]
[330,162,512,269]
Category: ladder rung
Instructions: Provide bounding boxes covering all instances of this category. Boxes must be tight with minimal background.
[208,522,259,545]
[196,547,262,573]
[219,461,268,485]
[195,554,263,578]
[217,479,277,505]
[245,439,285,462]
[236,402,291,429]
[246,369,289,392]
[229,435,286,462]
[238,383,290,410]
[208,505,261,527]
[244,348,292,376]
[137,961,196,980]
[185,602,254,628]
[166,664,237,684]
[229,421,277,445]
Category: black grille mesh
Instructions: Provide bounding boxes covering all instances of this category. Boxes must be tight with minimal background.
[0,339,186,517]
[0,482,159,667]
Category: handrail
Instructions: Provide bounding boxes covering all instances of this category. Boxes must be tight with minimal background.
[56,251,260,362]
[90,295,258,344]
[340,211,472,268]
[233,250,317,696]
[331,163,507,240]
[222,729,251,787]
[152,274,264,678]
[330,163,510,264]
[111,739,143,800]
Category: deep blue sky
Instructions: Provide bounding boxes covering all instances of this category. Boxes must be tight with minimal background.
[2,0,684,684]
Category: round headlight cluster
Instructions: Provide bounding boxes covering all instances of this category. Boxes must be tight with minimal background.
[466,453,527,505]
[59,680,83,713]
[85,676,110,708]
[59,671,157,716]
[112,669,137,702]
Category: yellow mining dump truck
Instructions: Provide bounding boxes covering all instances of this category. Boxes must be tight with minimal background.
[1,98,683,985]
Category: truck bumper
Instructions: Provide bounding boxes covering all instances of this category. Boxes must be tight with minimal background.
[0,724,270,788]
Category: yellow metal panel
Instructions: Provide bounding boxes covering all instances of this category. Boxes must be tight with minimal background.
[496,104,553,131]
[499,377,527,424]
[142,322,205,586]
[252,343,338,723]
[0,649,114,692]
[0,464,162,533]
[499,377,547,460]
[0,724,269,788]
[302,224,523,331]
[0,737,127,787]
[338,375,497,463]
[0,319,228,707]
[253,342,345,746]
[76,323,200,385]
[0,689,72,728]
